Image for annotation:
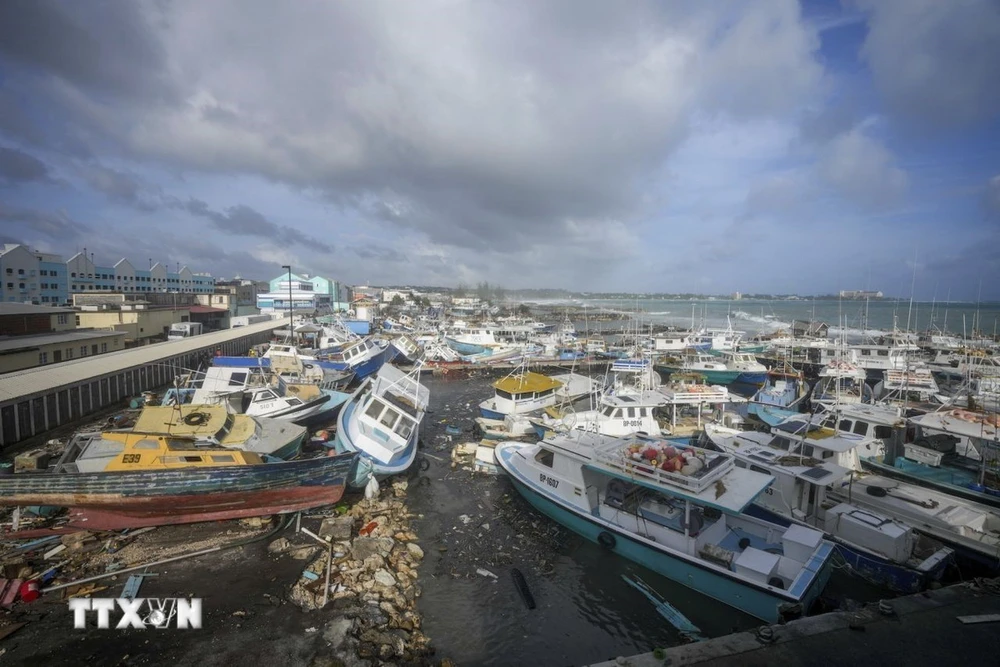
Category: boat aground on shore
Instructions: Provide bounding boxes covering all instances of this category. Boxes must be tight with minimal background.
[496,432,835,622]
[0,428,360,530]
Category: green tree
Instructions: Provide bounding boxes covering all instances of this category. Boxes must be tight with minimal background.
[516,304,531,316]
[391,294,404,306]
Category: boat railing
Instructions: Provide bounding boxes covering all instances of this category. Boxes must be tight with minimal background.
[591,444,734,494]
[658,389,734,405]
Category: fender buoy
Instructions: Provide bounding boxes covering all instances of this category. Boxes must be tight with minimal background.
[597,531,616,549]
[183,412,208,426]
[304,363,315,370]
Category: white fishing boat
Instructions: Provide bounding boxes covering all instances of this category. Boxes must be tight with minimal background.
[655,349,742,385]
[478,370,563,420]
[742,412,1000,568]
[701,424,954,593]
[811,359,873,406]
[182,366,348,425]
[529,391,668,439]
[655,373,747,436]
[496,432,835,622]
[333,363,429,479]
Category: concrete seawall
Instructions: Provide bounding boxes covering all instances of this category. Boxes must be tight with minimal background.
[590,578,1000,667]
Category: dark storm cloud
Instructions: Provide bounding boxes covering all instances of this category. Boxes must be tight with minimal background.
[0,0,174,101]
[351,244,406,263]
[5,0,820,260]
[177,199,334,253]
[855,0,1000,128]
[0,204,89,238]
[79,164,162,211]
[0,146,55,185]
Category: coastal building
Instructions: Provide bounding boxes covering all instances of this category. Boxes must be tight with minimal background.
[256,272,351,314]
[0,244,216,306]
[72,295,191,347]
[839,290,884,300]
[0,303,126,373]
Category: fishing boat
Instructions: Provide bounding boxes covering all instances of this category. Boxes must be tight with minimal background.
[388,335,423,365]
[811,359,873,407]
[701,424,954,593]
[496,432,834,622]
[655,373,746,436]
[836,404,1000,509]
[718,350,768,386]
[0,431,359,530]
[214,345,355,390]
[478,371,563,420]
[752,411,1000,569]
[747,364,809,427]
[173,366,349,426]
[530,390,668,439]
[333,363,429,479]
[315,336,400,381]
[874,367,940,405]
[127,405,307,460]
[654,349,742,386]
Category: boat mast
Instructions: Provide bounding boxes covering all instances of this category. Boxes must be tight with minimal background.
[905,247,917,334]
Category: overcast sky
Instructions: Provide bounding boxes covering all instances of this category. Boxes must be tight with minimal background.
[1,0,998,298]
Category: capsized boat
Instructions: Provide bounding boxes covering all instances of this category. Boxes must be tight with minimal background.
[179,366,349,426]
[214,345,355,390]
[334,363,429,479]
[129,405,307,460]
[496,432,835,622]
[701,424,954,593]
[0,432,360,530]
[315,336,400,381]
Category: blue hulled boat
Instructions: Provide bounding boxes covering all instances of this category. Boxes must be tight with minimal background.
[333,363,429,481]
[497,432,835,622]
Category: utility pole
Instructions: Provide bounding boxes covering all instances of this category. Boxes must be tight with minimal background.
[282,265,293,342]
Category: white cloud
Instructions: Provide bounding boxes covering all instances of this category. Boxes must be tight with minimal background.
[819,126,908,209]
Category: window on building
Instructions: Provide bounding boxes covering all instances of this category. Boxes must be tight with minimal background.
[51,271,57,276]
[17,268,24,274]
[4,268,10,274]
[38,352,48,364]
[5,283,11,289]
[57,314,67,325]
[40,269,47,276]
[75,316,80,325]
[66,348,73,359]
[101,343,108,353]
[80,346,87,356]
[91,344,98,354]
[71,272,76,277]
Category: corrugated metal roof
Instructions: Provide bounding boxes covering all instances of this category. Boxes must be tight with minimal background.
[0,303,75,315]
[0,319,282,403]
[0,329,125,353]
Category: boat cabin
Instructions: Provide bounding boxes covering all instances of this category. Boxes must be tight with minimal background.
[55,431,263,473]
[357,392,420,463]
[487,371,563,416]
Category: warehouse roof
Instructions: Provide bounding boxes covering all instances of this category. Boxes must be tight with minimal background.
[0,303,75,315]
[0,329,125,353]
[0,319,282,403]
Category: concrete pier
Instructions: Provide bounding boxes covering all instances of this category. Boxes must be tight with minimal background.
[590,578,1000,666]
[0,320,283,448]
